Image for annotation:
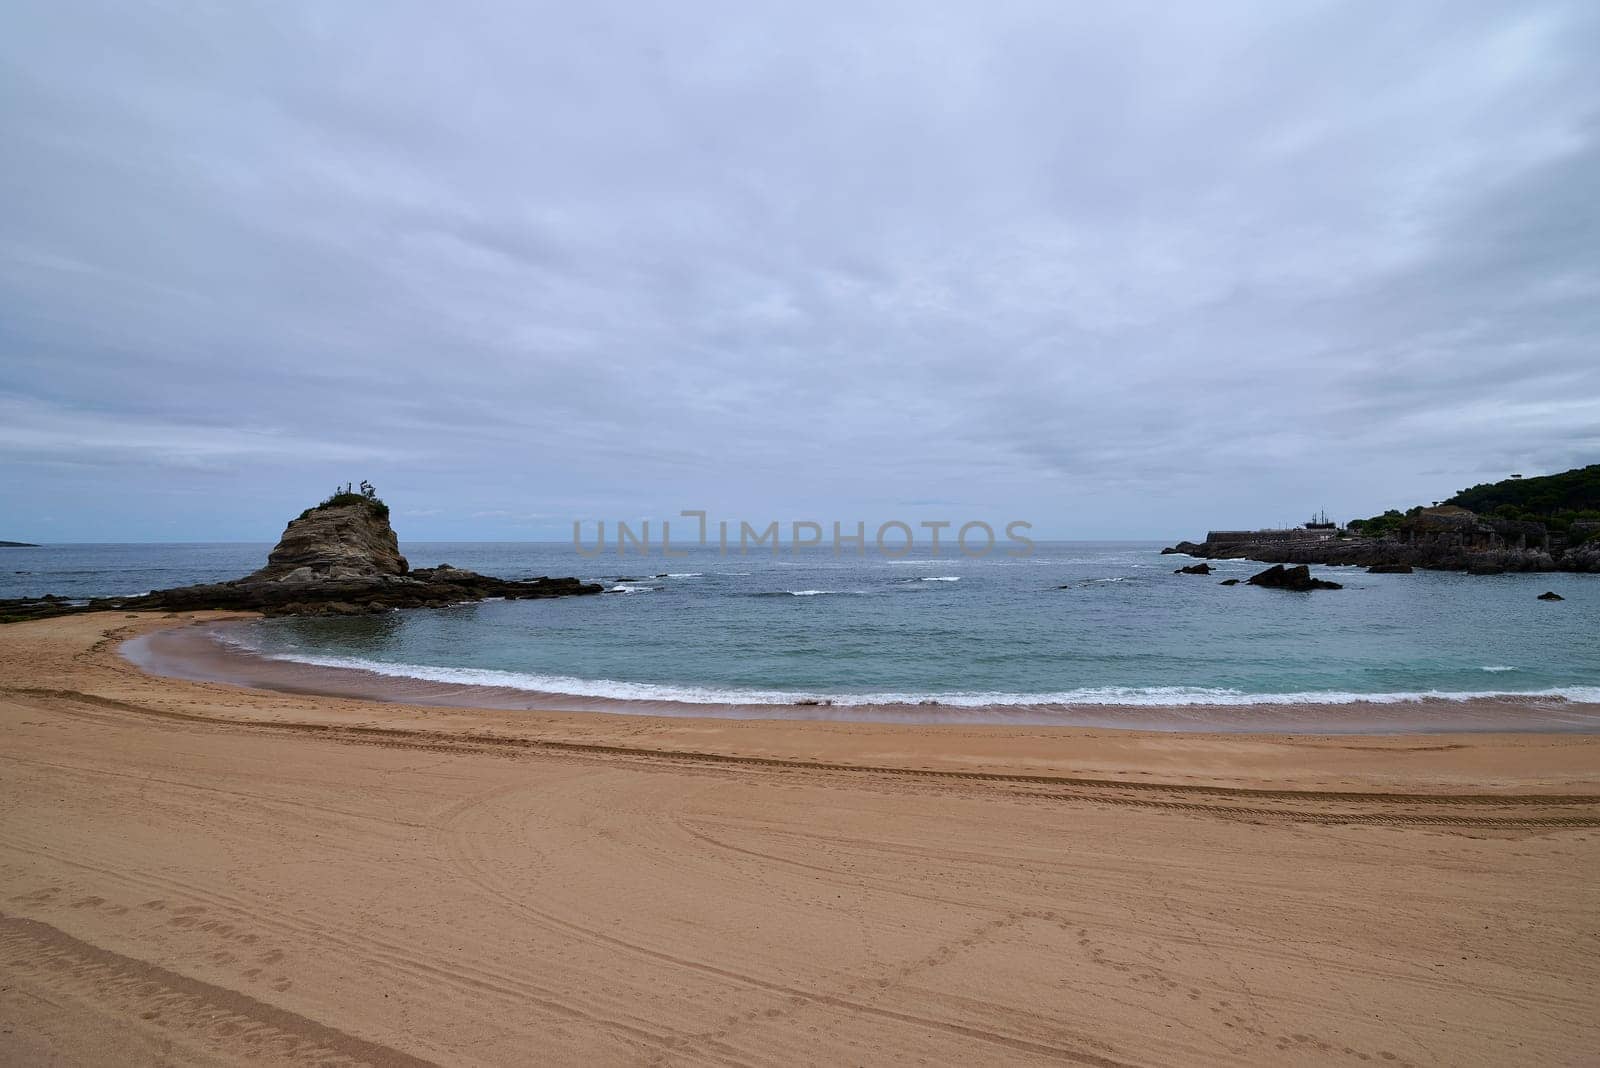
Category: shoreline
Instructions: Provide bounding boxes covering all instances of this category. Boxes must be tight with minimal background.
[1,610,1594,791]
[124,613,1600,735]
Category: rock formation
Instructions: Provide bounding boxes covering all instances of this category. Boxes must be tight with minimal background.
[1367,564,1413,574]
[260,502,409,582]
[1,492,603,623]
[1537,591,1565,601]
[1245,564,1342,591]
[1174,563,1212,575]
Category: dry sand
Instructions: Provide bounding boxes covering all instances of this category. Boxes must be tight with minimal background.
[1,612,1596,1066]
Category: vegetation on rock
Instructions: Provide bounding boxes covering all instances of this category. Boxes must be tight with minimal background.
[1347,465,1600,539]
[1444,464,1600,537]
[1345,508,1416,538]
[299,480,390,521]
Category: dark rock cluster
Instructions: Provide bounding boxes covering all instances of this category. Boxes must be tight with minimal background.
[1245,564,1343,591]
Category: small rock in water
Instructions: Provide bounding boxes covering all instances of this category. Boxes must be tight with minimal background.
[1174,563,1213,575]
[1219,578,1240,586]
[1537,591,1564,601]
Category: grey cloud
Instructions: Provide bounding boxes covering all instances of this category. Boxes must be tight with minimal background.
[1,0,1597,541]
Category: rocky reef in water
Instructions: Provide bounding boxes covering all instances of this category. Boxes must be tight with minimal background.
[0,488,602,623]
[1244,564,1342,591]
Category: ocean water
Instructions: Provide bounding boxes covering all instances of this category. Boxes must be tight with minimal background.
[11,541,1600,710]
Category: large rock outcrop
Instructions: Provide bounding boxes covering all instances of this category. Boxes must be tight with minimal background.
[260,502,409,581]
[1,493,603,622]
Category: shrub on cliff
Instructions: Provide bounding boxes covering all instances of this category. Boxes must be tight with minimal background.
[1347,508,1407,538]
[298,481,390,521]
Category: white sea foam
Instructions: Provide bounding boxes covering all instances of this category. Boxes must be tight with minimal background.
[747,589,864,598]
[922,576,961,582]
[225,645,1600,709]
[605,584,656,593]
[1480,665,1519,672]
[665,573,703,578]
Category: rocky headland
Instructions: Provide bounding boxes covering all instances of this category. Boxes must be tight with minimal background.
[0,489,602,623]
[1165,466,1600,574]
[1166,508,1600,574]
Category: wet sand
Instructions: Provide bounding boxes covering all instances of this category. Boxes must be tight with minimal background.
[1,611,1597,1065]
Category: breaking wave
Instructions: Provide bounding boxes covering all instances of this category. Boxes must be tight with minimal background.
[213,643,1600,709]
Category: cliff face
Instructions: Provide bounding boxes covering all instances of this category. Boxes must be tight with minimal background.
[258,502,409,581]
[1166,506,1598,573]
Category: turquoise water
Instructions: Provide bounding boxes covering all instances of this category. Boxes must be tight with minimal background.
[20,541,1593,709]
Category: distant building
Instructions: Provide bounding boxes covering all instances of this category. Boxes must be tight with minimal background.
[1204,510,1340,545]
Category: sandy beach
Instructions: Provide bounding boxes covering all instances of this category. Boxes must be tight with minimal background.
[1,612,1597,1066]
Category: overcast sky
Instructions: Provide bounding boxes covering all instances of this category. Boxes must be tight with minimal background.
[2,1,1597,543]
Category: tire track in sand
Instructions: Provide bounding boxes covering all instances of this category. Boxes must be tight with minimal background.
[437,778,1144,1067]
[0,829,737,1064]
[0,910,435,1067]
[10,686,1600,831]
